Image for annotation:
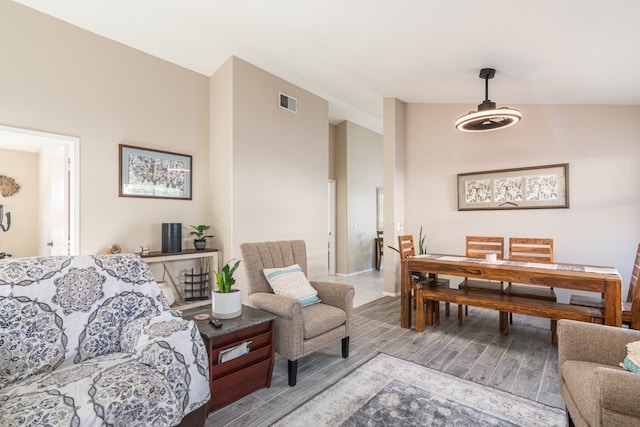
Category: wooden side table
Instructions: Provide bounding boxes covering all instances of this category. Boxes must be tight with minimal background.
[182,305,277,412]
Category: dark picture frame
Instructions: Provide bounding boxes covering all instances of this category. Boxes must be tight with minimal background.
[119,144,192,200]
[457,163,569,211]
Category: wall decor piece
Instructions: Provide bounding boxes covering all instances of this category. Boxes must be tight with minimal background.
[0,175,20,197]
[119,144,192,199]
[0,204,10,232]
[457,163,569,211]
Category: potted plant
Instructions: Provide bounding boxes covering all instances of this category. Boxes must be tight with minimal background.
[212,259,242,319]
[189,224,214,250]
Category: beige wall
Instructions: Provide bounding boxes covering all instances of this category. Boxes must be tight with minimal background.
[0,149,38,257]
[1,1,210,255]
[335,121,383,274]
[388,103,640,300]
[210,57,330,294]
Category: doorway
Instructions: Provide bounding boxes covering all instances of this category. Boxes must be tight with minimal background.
[0,125,79,256]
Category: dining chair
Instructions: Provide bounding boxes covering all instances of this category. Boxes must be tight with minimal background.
[507,237,557,327]
[397,234,450,325]
[569,243,640,329]
[458,236,505,320]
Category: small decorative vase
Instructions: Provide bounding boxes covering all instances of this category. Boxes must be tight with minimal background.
[193,239,206,250]
[212,289,242,319]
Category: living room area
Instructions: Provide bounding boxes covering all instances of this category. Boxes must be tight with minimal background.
[2,1,640,426]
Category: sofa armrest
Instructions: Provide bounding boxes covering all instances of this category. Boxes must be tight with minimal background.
[120,311,210,414]
[595,366,640,418]
[558,319,640,369]
[249,292,303,320]
[310,281,355,312]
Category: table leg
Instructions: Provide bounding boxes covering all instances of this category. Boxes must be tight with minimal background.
[401,261,411,329]
[603,278,622,326]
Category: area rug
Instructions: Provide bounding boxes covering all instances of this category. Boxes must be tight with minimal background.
[271,353,565,426]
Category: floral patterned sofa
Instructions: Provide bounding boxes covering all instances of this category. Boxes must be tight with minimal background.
[0,254,210,426]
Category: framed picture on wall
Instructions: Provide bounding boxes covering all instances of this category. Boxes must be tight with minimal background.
[119,144,192,200]
[457,163,569,211]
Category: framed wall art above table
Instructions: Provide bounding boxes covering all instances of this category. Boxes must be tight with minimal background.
[457,163,569,211]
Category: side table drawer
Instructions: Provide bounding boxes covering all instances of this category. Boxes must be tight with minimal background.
[210,330,272,370]
[211,358,273,410]
[212,341,272,379]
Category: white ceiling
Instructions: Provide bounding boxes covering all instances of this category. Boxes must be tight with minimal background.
[13,0,640,133]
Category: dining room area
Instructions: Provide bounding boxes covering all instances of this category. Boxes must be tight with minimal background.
[398,234,635,340]
[379,101,639,325]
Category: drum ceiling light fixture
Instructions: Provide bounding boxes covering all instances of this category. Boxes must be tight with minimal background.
[455,68,521,132]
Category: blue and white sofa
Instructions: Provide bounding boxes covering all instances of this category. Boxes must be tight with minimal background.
[0,254,210,426]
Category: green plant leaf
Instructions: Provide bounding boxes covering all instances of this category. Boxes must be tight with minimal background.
[215,259,241,293]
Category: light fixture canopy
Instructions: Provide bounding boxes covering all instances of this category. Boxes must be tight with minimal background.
[455,68,521,132]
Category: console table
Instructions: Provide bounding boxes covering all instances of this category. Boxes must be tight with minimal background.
[141,249,219,304]
[182,305,277,412]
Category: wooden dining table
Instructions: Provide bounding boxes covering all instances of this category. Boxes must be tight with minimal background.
[401,254,623,329]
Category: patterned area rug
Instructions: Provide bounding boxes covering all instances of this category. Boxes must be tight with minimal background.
[271,353,565,427]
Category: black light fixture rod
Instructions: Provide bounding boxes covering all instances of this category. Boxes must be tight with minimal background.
[485,77,489,102]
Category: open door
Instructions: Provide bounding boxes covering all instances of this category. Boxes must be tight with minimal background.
[48,145,69,255]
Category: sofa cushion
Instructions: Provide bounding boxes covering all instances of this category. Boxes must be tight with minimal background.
[0,295,67,389]
[0,353,183,426]
[0,254,211,425]
[302,303,346,339]
[263,264,320,306]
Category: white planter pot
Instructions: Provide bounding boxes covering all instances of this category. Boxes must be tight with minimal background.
[212,290,242,319]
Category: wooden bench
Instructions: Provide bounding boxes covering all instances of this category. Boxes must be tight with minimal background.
[416,285,604,344]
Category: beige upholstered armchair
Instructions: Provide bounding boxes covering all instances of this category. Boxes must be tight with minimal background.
[240,240,354,386]
[558,319,640,426]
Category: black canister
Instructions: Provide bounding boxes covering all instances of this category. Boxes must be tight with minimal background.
[162,223,182,253]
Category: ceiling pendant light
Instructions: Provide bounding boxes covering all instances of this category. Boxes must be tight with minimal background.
[455,68,521,132]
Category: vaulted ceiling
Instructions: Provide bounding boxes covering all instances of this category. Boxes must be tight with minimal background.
[14,0,640,133]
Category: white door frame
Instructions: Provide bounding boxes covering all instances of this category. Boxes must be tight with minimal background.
[328,179,336,275]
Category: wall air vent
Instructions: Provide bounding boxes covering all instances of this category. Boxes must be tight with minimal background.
[279,92,297,113]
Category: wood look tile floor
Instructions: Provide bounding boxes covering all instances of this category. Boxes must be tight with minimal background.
[207,279,564,426]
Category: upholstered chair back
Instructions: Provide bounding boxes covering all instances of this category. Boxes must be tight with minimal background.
[240,240,309,296]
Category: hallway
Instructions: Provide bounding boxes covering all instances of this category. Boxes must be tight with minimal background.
[315,269,385,307]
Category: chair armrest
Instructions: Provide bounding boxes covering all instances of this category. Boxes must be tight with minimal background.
[311,281,355,312]
[558,319,640,368]
[120,311,211,413]
[597,366,640,418]
[249,292,303,320]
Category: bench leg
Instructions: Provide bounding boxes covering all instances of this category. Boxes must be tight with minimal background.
[445,302,450,317]
[551,319,558,344]
[434,301,440,325]
[416,289,425,332]
[499,311,509,335]
[425,300,434,328]
[457,306,463,325]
